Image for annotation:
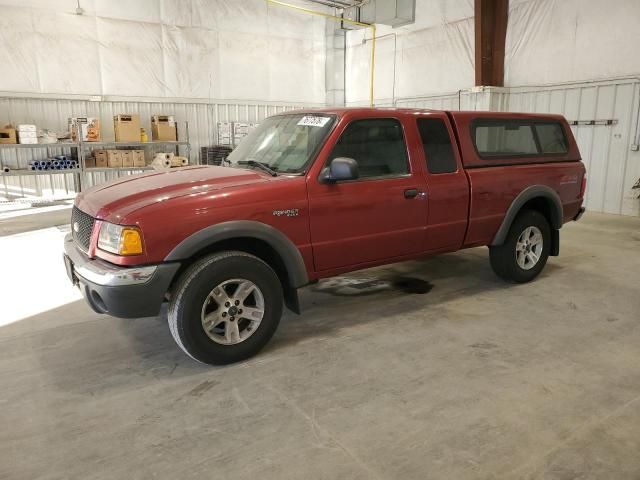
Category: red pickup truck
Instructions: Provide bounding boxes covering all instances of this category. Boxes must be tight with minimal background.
[64,108,586,365]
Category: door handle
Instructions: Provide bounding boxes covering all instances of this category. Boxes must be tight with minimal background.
[404,188,419,199]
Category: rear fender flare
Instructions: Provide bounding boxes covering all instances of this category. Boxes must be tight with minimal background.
[491,185,563,246]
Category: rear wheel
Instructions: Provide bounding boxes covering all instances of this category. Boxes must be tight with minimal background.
[168,251,283,365]
[489,209,551,283]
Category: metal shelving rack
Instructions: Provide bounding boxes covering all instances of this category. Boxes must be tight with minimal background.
[78,122,191,190]
[0,142,82,194]
[0,122,191,193]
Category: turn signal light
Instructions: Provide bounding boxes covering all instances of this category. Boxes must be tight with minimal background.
[120,228,144,255]
[98,222,144,256]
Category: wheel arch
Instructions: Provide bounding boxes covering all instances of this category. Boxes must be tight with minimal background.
[165,221,309,313]
[491,185,563,248]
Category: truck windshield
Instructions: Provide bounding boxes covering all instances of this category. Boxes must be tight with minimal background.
[226,114,335,174]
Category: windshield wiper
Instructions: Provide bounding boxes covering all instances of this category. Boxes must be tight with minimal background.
[237,160,278,177]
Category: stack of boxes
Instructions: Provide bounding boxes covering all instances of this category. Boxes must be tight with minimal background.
[3,114,182,169]
[86,149,145,168]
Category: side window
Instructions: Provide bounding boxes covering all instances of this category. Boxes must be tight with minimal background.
[536,123,568,154]
[417,118,457,174]
[329,118,409,178]
[474,122,538,156]
[473,119,569,158]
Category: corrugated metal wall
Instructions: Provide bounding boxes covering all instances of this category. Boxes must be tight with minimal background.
[0,96,309,202]
[502,79,640,216]
[394,79,640,216]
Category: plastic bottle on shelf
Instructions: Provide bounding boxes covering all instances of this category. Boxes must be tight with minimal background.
[140,128,149,143]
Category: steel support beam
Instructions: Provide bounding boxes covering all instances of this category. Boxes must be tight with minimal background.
[475,0,508,86]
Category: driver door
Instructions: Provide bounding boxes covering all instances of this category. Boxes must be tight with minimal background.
[307,117,428,272]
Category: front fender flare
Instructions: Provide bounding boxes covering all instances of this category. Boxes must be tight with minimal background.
[165,220,309,288]
[491,185,563,246]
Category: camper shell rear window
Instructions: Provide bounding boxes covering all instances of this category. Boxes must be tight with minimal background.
[471,119,569,159]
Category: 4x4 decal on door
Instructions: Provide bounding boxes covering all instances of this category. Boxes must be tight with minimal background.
[273,209,299,217]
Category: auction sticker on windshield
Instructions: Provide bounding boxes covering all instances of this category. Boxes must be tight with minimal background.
[297,116,331,128]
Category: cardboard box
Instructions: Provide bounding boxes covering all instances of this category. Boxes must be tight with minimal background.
[69,117,101,142]
[93,150,108,168]
[84,156,96,168]
[107,150,123,168]
[121,151,134,167]
[17,124,36,132]
[114,115,141,143]
[133,150,146,167]
[151,115,177,141]
[0,127,17,144]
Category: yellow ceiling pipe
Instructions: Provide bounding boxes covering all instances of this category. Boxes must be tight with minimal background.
[266,0,376,107]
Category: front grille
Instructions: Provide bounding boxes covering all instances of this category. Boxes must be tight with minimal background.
[71,206,95,252]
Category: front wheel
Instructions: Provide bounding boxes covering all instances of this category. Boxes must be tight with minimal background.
[168,251,283,365]
[489,209,551,283]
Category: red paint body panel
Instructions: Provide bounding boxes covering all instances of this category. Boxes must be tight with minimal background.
[463,162,585,247]
[74,108,586,280]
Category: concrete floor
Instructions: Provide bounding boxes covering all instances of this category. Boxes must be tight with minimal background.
[0,201,72,237]
[1,212,639,479]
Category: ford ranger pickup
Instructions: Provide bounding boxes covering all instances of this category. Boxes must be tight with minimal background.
[63,108,587,365]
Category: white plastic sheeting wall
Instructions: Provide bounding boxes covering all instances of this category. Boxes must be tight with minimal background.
[0,0,328,104]
[505,0,640,87]
[345,0,640,106]
[0,96,310,201]
[344,0,474,105]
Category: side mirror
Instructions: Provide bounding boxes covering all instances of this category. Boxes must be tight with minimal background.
[319,157,359,183]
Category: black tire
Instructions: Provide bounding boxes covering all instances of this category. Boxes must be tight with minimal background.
[489,209,551,283]
[168,251,283,365]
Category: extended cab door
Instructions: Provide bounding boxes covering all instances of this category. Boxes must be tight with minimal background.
[306,115,428,272]
[415,113,470,252]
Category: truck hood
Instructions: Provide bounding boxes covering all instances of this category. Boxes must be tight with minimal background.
[76,166,270,221]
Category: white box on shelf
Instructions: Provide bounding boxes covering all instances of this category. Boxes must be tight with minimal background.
[18,136,38,144]
[18,131,37,138]
[16,124,36,132]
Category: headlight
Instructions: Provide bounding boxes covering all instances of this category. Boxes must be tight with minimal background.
[98,222,144,255]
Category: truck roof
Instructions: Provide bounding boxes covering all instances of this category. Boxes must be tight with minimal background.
[284,107,566,122]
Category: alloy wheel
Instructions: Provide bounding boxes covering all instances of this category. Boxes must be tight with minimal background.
[201,278,265,345]
[515,226,544,270]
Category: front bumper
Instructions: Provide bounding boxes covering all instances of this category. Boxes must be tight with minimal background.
[573,206,586,221]
[63,234,180,318]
